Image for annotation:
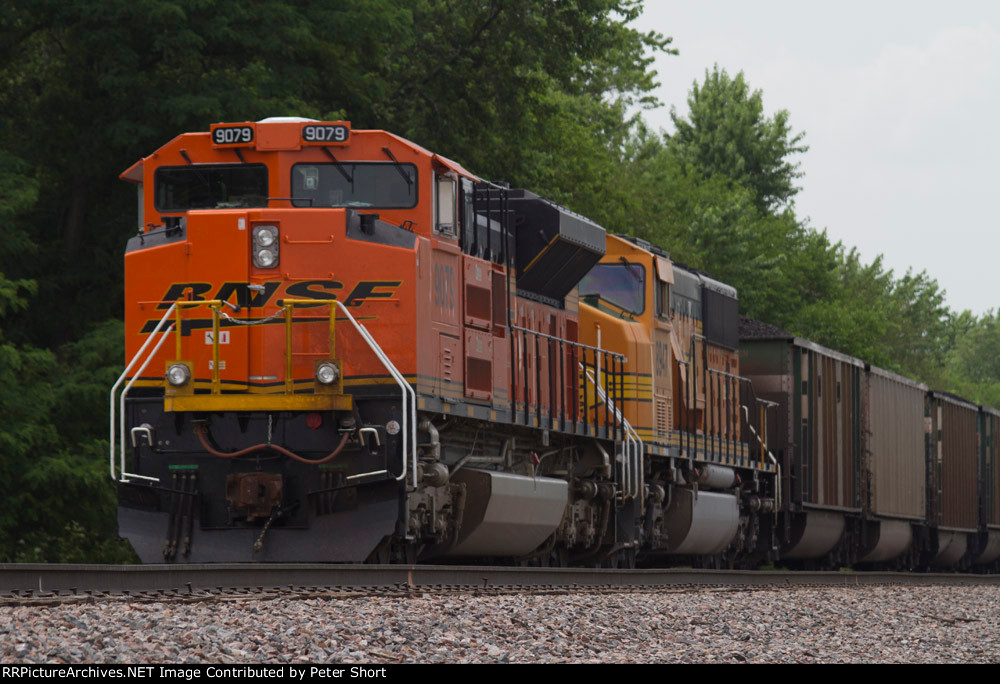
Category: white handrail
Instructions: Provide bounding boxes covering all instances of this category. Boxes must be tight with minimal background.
[583,368,628,492]
[741,404,781,513]
[119,325,175,482]
[583,366,644,504]
[740,404,777,462]
[109,304,176,482]
[335,301,417,487]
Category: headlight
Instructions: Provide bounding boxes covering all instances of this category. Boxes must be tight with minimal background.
[315,361,339,385]
[255,228,277,247]
[253,224,278,246]
[255,248,277,268]
[166,363,191,386]
[252,225,279,268]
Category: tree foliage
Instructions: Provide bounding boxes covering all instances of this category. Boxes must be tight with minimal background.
[669,65,808,214]
[789,251,950,378]
[616,119,839,333]
[630,66,954,386]
[944,311,1000,407]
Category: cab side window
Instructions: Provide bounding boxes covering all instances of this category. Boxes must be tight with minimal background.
[655,278,671,319]
[436,174,457,236]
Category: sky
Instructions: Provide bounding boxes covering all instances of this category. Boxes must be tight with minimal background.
[634,1,1000,315]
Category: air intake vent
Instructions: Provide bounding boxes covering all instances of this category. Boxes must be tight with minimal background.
[507,189,606,302]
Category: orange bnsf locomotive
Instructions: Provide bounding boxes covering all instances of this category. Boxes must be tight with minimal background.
[110,117,781,565]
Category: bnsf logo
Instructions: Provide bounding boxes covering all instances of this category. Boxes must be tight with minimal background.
[141,280,400,334]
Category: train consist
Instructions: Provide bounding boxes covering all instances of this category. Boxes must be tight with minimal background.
[111,118,999,571]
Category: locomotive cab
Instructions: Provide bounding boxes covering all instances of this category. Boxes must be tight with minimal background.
[115,119,448,561]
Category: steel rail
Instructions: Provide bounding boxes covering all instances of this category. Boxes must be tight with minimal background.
[1,564,997,596]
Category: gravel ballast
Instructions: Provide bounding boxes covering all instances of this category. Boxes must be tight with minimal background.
[2,585,998,663]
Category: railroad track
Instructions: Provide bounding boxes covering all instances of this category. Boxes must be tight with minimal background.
[1,564,997,606]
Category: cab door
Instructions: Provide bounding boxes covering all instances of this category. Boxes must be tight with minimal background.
[183,211,251,389]
[652,256,675,441]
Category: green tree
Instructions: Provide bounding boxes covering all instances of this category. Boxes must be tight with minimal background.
[945,311,1000,406]
[380,0,673,213]
[617,68,838,332]
[622,126,839,330]
[634,66,955,389]
[668,65,807,214]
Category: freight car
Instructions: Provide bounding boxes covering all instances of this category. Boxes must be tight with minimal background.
[110,118,777,567]
[741,320,1000,571]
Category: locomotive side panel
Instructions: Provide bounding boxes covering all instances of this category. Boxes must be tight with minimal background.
[418,235,464,399]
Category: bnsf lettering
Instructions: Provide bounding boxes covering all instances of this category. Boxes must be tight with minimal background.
[283,280,343,306]
[433,264,455,313]
[144,280,401,333]
[344,281,401,307]
[156,282,213,309]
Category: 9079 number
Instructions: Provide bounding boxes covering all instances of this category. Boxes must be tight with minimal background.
[212,126,253,145]
[302,125,349,143]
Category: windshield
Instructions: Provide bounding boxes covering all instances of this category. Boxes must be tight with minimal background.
[578,262,646,315]
[154,164,268,211]
[291,162,417,208]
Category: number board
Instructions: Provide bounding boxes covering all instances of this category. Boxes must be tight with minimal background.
[301,122,350,146]
[210,124,255,147]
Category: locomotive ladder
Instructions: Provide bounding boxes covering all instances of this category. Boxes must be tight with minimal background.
[331,300,417,488]
[109,302,178,483]
[582,366,644,507]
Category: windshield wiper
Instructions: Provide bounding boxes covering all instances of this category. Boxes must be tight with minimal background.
[321,148,354,184]
[381,147,414,190]
[619,257,643,283]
